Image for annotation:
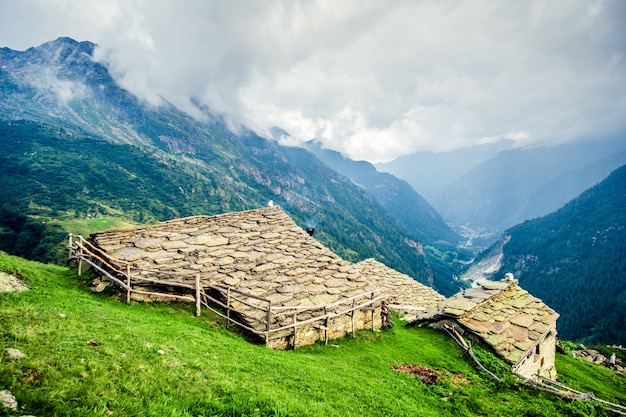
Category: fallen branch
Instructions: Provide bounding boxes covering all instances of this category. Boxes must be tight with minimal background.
[443,323,500,381]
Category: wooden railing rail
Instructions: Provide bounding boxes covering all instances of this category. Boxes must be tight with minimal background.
[73,253,130,291]
[532,376,626,415]
[389,305,427,311]
[197,289,268,337]
[269,295,383,334]
[69,234,130,266]
[271,291,379,313]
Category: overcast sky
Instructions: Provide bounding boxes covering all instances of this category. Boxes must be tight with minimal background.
[1,0,625,162]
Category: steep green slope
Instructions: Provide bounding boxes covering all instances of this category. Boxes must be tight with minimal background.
[1,252,624,416]
[497,164,626,344]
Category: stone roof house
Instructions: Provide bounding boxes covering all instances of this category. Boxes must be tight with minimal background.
[351,258,444,320]
[439,277,560,380]
[92,206,375,302]
[88,206,406,348]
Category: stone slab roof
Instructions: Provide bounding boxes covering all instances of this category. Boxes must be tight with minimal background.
[90,206,377,307]
[442,279,560,365]
[351,259,444,319]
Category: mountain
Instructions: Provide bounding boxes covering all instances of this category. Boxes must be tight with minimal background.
[303,141,470,296]
[435,141,626,246]
[472,164,626,345]
[304,141,461,247]
[375,139,515,203]
[0,37,240,154]
[0,37,461,294]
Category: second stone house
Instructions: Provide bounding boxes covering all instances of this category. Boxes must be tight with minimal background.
[437,276,560,380]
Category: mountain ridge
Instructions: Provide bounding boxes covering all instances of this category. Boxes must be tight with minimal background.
[377,134,626,249]
[0,37,462,294]
[435,140,626,245]
[304,140,461,247]
[375,139,515,203]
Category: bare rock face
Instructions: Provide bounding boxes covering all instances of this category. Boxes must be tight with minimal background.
[0,390,17,411]
[0,271,28,292]
[572,346,625,372]
[90,278,111,293]
[4,348,25,360]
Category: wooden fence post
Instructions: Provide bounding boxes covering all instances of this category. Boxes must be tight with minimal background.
[371,292,375,331]
[195,274,201,316]
[126,264,131,304]
[77,237,83,276]
[67,234,73,263]
[324,306,329,345]
[351,298,356,338]
[265,301,272,346]
[226,286,231,328]
[292,312,298,349]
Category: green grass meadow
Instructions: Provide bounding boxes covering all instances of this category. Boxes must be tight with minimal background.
[0,253,624,416]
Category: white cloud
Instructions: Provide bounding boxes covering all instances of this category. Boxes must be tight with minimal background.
[38,75,88,105]
[1,0,625,162]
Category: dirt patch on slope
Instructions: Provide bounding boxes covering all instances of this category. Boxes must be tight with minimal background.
[392,363,471,386]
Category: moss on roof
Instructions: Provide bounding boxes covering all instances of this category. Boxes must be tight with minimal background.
[442,279,559,366]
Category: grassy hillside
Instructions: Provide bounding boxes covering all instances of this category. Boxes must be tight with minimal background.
[1,253,624,416]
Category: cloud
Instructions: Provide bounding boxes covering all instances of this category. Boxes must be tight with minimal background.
[32,73,88,105]
[1,0,625,161]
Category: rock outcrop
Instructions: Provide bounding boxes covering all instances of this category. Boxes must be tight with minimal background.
[0,271,28,292]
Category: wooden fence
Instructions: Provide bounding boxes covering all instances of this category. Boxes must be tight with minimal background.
[441,319,626,414]
[67,234,382,349]
[530,376,626,415]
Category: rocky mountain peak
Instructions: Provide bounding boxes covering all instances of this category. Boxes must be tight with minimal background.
[3,37,98,80]
[3,37,85,65]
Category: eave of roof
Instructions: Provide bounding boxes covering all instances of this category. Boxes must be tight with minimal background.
[352,258,444,317]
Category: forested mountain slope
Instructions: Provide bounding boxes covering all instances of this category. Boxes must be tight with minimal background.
[305,141,460,247]
[495,164,626,344]
[305,141,470,294]
[0,38,460,293]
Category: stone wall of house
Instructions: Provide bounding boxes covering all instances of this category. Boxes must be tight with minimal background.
[513,328,558,380]
[267,308,380,349]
